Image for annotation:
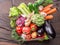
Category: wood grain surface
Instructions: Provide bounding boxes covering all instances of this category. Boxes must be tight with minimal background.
[0,0,60,45]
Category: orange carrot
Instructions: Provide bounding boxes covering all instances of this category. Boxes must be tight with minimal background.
[44,4,53,10]
[45,15,53,20]
[46,8,57,15]
[42,8,51,12]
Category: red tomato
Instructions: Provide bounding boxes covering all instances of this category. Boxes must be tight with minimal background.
[30,23,37,31]
[25,34,31,40]
[22,27,31,34]
[16,26,23,35]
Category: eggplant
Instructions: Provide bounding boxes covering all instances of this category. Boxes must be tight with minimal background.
[37,28,44,36]
[43,21,56,39]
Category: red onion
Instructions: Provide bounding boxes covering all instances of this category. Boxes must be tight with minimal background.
[16,16,26,26]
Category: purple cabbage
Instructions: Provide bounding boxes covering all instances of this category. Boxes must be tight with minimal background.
[16,16,26,26]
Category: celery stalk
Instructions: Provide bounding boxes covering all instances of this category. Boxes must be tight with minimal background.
[20,5,30,15]
[18,3,31,15]
[20,3,31,13]
[18,3,31,17]
[18,7,28,16]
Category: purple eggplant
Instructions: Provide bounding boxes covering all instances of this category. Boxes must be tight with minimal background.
[37,27,44,36]
[43,21,56,39]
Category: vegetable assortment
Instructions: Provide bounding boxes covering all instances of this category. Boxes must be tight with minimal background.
[9,0,56,43]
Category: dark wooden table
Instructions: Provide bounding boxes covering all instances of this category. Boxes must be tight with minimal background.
[0,0,60,45]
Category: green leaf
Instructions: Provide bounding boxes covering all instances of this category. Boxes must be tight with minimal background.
[10,20,16,28]
[9,7,21,17]
[11,29,22,41]
[44,33,49,40]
